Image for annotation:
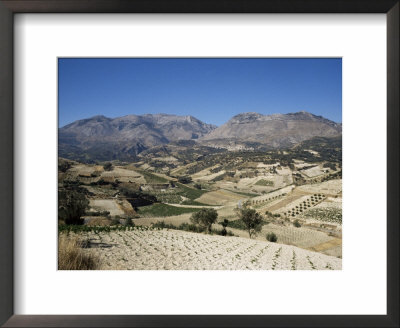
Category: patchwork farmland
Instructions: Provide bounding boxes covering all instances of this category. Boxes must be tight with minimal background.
[59,137,342,270]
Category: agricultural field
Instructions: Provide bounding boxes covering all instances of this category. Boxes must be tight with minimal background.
[58,142,343,269]
[60,229,342,270]
[195,189,245,205]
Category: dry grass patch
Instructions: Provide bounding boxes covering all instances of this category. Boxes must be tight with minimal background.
[308,238,342,253]
[58,235,100,270]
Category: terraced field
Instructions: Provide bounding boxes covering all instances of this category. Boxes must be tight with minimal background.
[195,189,246,205]
[70,230,342,270]
[260,224,335,248]
[89,199,127,216]
[101,167,146,184]
[297,180,342,196]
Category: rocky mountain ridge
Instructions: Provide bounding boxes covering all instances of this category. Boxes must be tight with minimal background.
[59,111,341,161]
[200,111,341,149]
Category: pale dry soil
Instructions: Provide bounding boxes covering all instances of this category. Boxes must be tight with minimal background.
[195,189,246,205]
[89,199,126,216]
[301,166,324,178]
[73,230,341,270]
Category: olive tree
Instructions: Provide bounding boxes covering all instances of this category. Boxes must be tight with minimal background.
[58,189,89,225]
[239,208,263,239]
[190,208,218,234]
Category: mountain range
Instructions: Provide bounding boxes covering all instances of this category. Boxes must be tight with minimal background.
[59,111,341,162]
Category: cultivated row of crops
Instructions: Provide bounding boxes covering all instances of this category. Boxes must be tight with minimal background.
[68,229,342,270]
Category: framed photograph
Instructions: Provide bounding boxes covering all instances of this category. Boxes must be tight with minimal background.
[0,0,398,327]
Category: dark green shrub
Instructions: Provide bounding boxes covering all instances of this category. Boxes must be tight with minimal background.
[266,232,278,242]
[103,162,113,171]
[194,183,202,190]
[220,219,229,228]
[219,219,229,236]
[293,219,301,228]
[178,176,192,184]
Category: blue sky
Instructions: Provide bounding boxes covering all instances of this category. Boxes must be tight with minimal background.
[58,58,342,127]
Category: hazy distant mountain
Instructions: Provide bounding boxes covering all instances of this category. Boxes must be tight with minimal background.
[59,111,341,162]
[59,114,216,162]
[199,111,341,149]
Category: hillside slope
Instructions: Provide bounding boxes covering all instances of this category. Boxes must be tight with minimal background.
[73,229,342,270]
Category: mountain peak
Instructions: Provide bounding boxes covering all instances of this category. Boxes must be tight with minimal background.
[59,113,217,161]
[298,110,312,115]
[200,111,342,148]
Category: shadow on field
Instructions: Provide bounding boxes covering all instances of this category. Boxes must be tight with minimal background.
[80,239,117,249]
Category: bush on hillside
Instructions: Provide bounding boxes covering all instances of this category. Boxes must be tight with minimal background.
[266,232,278,242]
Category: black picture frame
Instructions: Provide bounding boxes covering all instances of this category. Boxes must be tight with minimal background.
[0,1,398,327]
